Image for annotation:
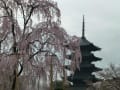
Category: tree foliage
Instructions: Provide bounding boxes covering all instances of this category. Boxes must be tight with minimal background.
[0,0,81,90]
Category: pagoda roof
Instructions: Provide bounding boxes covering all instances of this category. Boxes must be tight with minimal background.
[65,64,102,72]
[82,53,102,61]
[80,64,102,71]
[66,52,102,61]
[80,37,101,51]
[80,37,91,46]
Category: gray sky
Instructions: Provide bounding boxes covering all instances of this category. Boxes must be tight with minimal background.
[57,0,120,68]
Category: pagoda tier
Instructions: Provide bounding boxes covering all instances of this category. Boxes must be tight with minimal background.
[65,64,102,72]
[66,53,102,62]
[67,16,102,89]
[80,37,101,51]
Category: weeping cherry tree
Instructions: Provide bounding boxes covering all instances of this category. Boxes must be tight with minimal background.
[0,0,81,90]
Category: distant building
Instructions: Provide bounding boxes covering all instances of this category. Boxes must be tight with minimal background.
[67,16,102,90]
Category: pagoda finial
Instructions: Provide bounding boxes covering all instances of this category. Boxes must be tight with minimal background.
[82,15,85,38]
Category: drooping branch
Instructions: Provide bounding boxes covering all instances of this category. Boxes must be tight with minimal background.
[22,5,34,35]
[28,37,51,60]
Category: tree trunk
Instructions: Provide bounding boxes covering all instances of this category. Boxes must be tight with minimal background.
[12,69,19,90]
[50,56,53,90]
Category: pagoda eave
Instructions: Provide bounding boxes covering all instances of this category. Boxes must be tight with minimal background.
[80,65,102,72]
[82,55,102,61]
[80,45,101,51]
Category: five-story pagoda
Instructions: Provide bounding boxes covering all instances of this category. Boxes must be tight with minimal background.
[67,16,102,90]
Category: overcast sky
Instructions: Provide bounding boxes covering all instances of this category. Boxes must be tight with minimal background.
[57,0,120,68]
